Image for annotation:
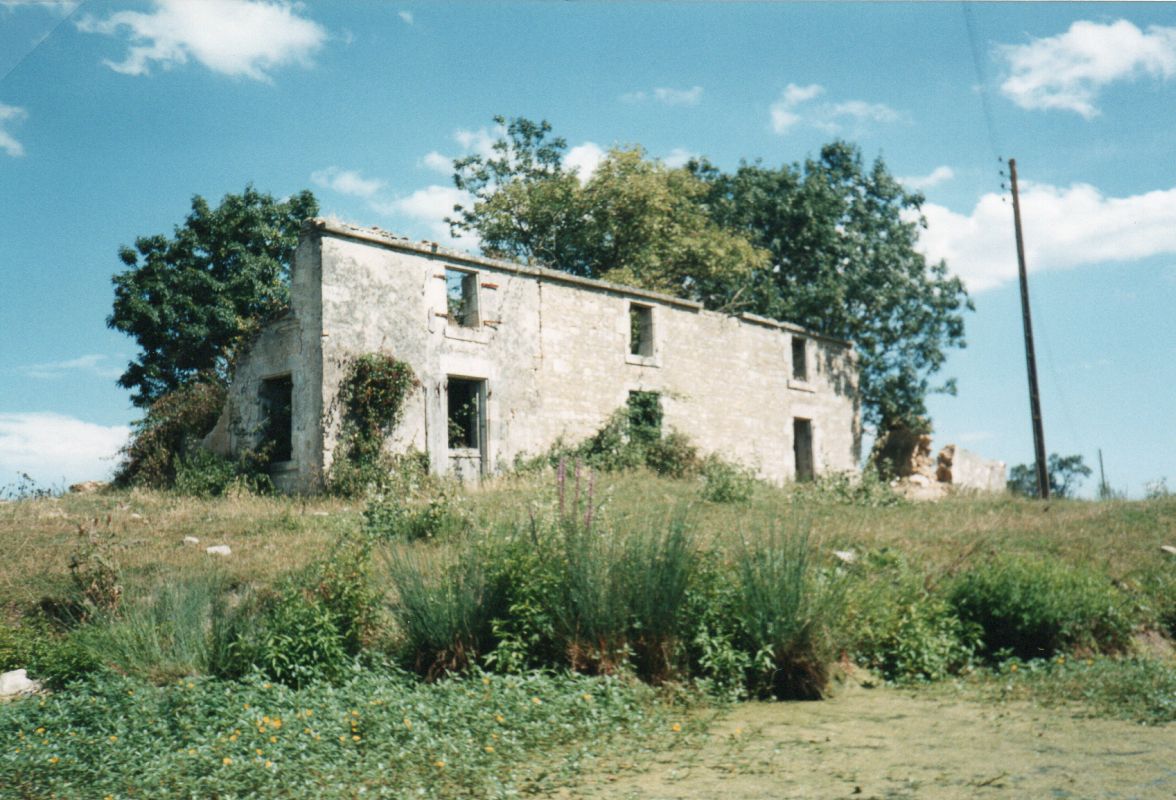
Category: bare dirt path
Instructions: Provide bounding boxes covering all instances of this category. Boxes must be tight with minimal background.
[548,683,1175,799]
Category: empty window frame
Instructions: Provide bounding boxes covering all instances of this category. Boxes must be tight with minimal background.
[791,336,808,381]
[259,374,293,462]
[793,417,814,482]
[447,377,485,450]
[627,390,662,443]
[445,268,480,327]
[629,303,654,357]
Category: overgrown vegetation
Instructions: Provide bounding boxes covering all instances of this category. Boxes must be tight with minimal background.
[327,353,418,497]
[2,472,1173,797]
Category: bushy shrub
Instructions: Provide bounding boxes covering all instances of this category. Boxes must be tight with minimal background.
[792,469,903,507]
[173,447,274,497]
[949,556,1135,661]
[846,575,977,683]
[699,454,757,503]
[114,378,227,488]
[0,623,104,689]
[363,488,462,543]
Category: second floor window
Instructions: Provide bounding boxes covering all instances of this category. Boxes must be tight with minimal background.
[446,268,479,327]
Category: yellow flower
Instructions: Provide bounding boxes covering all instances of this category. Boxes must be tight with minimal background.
[188,748,197,756]
[482,676,491,686]
[229,734,238,743]
[352,735,361,742]
[1009,664,1018,672]
[1056,656,1066,665]
[339,735,347,743]
[48,756,59,765]
[271,718,282,729]
[304,710,313,717]
[265,760,273,768]
[127,689,134,696]
[404,718,412,730]
[495,714,504,723]
[263,683,272,690]
[222,757,232,766]
[34,728,44,735]
[531,697,542,705]
[255,748,264,756]
[671,723,681,733]
[108,735,118,743]
[434,760,446,769]
[484,745,495,753]
[304,728,312,734]
[186,683,195,690]
[243,703,251,710]
[582,694,592,702]
[269,736,277,744]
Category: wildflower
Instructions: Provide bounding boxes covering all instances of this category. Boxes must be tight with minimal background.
[352,735,361,742]
[671,723,681,733]
[229,734,238,743]
[304,710,313,717]
[265,760,273,768]
[186,682,195,690]
[484,745,495,753]
[127,689,134,695]
[188,749,197,756]
[1056,656,1066,665]
[482,676,491,686]
[35,728,44,735]
[1009,664,1018,673]
[582,694,592,702]
[339,735,347,743]
[109,735,118,743]
[223,757,232,766]
[304,728,312,735]
[495,714,504,723]
[404,719,412,730]
[271,718,282,729]
[49,756,59,765]
[243,703,251,710]
[531,697,542,705]
[263,683,272,690]
[434,760,446,769]
[270,736,278,744]
[351,710,360,717]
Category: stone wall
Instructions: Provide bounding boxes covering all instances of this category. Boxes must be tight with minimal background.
[219,219,861,489]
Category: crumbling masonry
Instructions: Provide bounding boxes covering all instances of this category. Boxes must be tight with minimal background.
[206,219,862,492]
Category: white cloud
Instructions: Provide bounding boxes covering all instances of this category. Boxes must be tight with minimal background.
[0,412,129,489]
[21,354,123,381]
[310,166,384,198]
[899,166,955,191]
[770,82,901,135]
[661,147,697,169]
[0,103,27,157]
[920,181,1176,292]
[565,142,605,182]
[370,184,477,248]
[999,19,1176,118]
[398,10,413,25]
[453,125,502,160]
[420,151,452,174]
[622,86,704,106]
[75,0,327,82]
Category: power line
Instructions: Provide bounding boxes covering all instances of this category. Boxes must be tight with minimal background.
[0,1,88,89]
[962,2,1003,164]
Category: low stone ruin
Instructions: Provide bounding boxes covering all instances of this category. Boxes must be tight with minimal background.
[873,424,1006,500]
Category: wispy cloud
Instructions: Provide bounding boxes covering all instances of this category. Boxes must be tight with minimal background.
[0,412,129,488]
[75,0,327,82]
[920,181,1176,291]
[310,166,385,199]
[661,147,698,169]
[20,353,124,381]
[620,85,703,107]
[998,19,1176,118]
[369,185,477,247]
[565,142,605,182]
[420,151,452,174]
[899,166,955,191]
[770,82,901,135]
[0,103,27,157]
[398,10,413,25]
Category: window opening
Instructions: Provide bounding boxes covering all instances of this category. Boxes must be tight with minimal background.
[629,304,653,356]
[446,268,480,327]
[793,417,814,482]
[791,336,808,381]
[447,378,484,450]
[627,390,662,444]
[259,375,293,462]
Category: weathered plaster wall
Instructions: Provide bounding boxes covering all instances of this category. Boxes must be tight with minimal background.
[303,220,859,485]
[216,219,860,489]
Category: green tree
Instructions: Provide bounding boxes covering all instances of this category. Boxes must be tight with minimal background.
[108,186,318,407]
[695,143,972,430]
[1007,453,1092,498]
[448,117,766,307]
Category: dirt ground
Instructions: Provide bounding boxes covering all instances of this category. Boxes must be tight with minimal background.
[548,682,1175,800]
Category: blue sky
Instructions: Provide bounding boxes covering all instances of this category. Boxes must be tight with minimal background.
[1,1,1173,496]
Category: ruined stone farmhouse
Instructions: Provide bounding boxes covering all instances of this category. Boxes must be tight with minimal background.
[206,218,861,492]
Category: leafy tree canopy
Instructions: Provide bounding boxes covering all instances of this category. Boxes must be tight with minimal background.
[448,116,767,308]
[1008,453,1092,499]
[448,117,970,430]
[108,186,318,407]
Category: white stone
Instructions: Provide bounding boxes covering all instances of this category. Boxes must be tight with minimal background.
[908,473,930,487]
[182,536,200,545]
[833,550,857,564]
[206,218,861,492]
[205,545,232,556]
[1161,545,1176,556]
[0,669,39,698]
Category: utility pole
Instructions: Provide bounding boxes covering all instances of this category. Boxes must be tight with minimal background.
[1008,158,1050,499]
[1098,448,1109,499]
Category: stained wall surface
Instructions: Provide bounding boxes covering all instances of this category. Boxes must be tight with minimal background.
[218,220,861,490]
